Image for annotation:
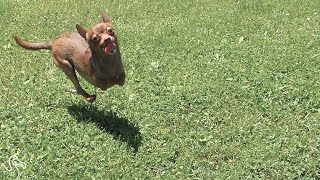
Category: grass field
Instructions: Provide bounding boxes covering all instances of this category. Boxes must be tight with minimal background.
[1,0,320,179]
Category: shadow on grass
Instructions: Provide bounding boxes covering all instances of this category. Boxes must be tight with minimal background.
[67,104,142,152]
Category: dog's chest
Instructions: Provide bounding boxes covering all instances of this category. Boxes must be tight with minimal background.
[90,62,117,88]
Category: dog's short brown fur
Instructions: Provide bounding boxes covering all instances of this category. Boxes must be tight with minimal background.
[14,12,125,103]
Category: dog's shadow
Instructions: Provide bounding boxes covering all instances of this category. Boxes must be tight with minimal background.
[67,104,142,152]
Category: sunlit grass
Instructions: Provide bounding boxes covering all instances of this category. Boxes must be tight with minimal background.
[0,0,319,179]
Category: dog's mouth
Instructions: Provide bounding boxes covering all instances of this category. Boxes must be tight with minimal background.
[104,43,117,55]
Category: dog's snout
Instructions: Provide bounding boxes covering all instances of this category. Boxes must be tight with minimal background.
[104,38,111,44]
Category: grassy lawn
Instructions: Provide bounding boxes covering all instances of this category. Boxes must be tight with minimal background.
[1,0,319,179]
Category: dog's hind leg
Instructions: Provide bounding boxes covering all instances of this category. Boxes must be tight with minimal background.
[53,54,96,103]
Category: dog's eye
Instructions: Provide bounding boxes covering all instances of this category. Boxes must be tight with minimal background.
[92,36,100,42]
[107,28,114,35]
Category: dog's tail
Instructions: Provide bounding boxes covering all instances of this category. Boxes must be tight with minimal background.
[13,36,52,50]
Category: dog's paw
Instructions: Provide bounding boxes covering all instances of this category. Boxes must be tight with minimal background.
[86,95,96,103]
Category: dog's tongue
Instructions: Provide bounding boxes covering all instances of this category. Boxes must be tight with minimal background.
[104,43,116,55]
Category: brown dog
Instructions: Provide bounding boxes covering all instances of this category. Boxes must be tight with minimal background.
[14,12,125,103]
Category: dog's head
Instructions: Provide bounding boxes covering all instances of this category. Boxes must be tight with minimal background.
[76,12,125,87]
[76,12,119,56]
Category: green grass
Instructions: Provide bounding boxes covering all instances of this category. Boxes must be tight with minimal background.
[1,0,320,179]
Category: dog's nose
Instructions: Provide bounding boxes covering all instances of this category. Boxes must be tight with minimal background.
[104,38,111,44]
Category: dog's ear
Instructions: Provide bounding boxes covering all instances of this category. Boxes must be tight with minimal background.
[76,24,87,40]
[101,11,112,23]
